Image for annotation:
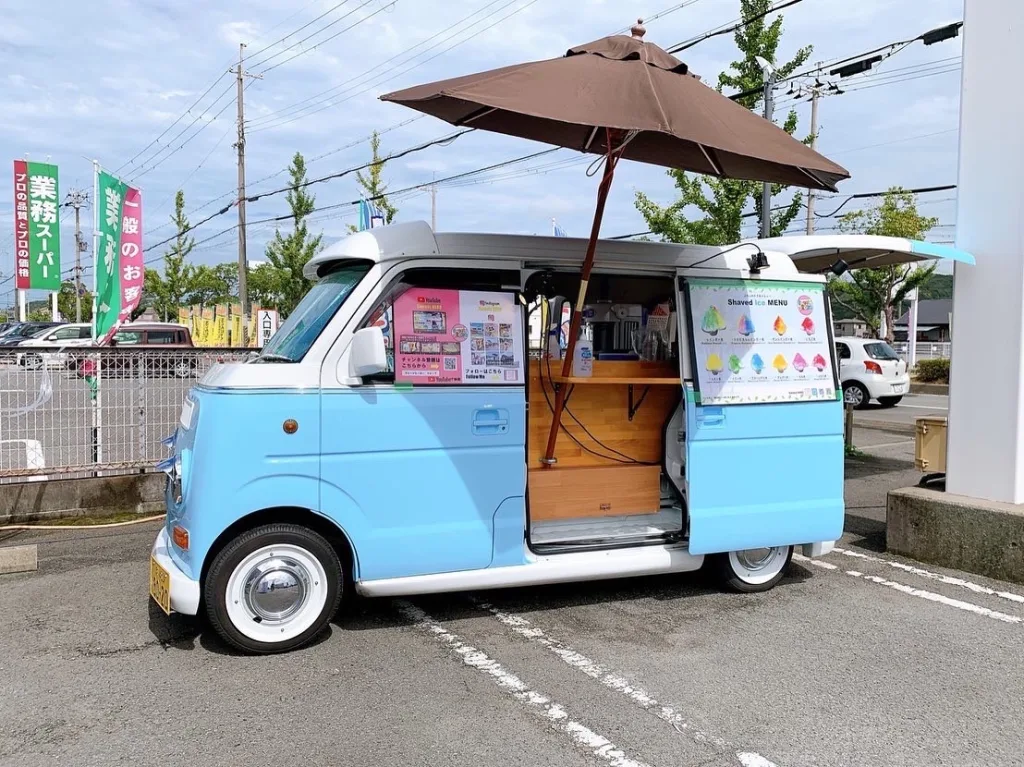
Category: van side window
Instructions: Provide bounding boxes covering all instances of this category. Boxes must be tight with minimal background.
[360,266,521,384]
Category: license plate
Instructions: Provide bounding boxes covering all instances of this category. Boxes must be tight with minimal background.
[150,556,171,615]
[892,384,906,394]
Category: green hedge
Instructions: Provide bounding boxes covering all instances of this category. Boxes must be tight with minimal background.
[914,358,950,383]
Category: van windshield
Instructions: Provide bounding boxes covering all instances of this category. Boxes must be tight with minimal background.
[257,262,371,363]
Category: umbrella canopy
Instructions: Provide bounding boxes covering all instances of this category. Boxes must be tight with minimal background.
[381,23,849,191]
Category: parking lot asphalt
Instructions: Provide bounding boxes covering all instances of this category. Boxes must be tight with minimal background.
[2,428,1022,767]
[853,393,948,433]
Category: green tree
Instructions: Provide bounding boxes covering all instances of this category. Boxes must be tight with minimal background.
[246,262,284,310]
[57,280,93,322]
[635,0,811,244]
[264,152,324,315]
[348,130,398,233]
[828,187,939,342]
[185,263,236,307]
[27,306,51,322]
[146,191,196,321]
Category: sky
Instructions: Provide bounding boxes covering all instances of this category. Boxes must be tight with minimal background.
[0,0,965,306]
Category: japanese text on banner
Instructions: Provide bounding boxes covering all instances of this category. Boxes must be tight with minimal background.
[13,160,61,290]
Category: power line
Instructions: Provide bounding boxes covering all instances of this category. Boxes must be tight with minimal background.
[128,79,239,182]
[246,0,516,128]
[242,0,356,65]
[113,72,231,175]
[611,0,705,34]
[247,0,536,132]
[668,0,803,53]
[254,0,392,74]
[143,144,559,265]
[141,128,478,257]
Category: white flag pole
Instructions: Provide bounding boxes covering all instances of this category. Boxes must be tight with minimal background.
[91,160,102,469]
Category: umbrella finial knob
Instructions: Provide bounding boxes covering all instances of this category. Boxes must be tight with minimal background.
[631,19,646,39]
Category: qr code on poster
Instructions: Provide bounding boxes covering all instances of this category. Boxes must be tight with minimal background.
[444,357,458,372]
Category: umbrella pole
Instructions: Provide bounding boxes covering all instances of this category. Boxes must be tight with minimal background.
[541,152,618,467]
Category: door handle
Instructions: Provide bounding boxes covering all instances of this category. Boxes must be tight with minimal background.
[472,409,509,435]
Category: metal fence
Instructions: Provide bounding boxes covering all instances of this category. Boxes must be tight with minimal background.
[892,342,951,362]
[0,347,251,482]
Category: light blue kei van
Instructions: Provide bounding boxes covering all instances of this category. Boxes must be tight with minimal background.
[148,222,973,653]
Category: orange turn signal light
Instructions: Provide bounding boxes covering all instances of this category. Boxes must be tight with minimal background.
[283,419,298,434]
[172,525,190,551]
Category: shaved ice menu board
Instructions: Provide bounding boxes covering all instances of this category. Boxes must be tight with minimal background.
[393,288,524,385]
[684,278,837,405]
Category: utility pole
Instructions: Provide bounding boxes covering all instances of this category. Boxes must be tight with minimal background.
[64,190,90,322]
[233,43,262,344]
[758,58,777,239]
[430,175,437,231]
[805,79,823,235]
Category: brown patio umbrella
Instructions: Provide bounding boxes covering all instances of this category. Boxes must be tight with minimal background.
[381,21,850,465]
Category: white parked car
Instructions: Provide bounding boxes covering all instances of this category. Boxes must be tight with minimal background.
[835,337,910,408]
[16,323,93,369]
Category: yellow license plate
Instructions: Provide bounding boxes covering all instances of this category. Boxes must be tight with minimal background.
[150,556,171,615]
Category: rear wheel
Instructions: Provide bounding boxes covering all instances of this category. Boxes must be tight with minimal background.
[22,354,43,370]
[710,545,793,593]
[877,396,902,408]
[173,360,194,378]
[843,381,870,409]
[205,524,343,654]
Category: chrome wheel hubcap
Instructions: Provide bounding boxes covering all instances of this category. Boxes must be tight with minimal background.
[243,557,309,622]
[734,547,776,571]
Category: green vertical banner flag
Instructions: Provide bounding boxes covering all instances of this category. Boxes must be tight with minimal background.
[93,168,144,343]
[13,160,61,290]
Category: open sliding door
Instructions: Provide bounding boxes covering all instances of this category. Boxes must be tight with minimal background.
[675,272,844,555]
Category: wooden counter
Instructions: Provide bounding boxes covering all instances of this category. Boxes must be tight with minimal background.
[527,359,681,520]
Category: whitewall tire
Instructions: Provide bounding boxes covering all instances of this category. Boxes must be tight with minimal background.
[710,545,793,593]
[205,524,342,654]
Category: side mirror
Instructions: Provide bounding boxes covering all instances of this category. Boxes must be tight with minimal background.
[347,327,387,381]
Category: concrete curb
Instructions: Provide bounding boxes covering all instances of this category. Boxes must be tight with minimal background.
[888,486,1024,585]
[910,382,949,395]
[0,474,165,525]
[0,545,38,575]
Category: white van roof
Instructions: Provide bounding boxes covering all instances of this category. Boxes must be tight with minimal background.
[304,221,975,281]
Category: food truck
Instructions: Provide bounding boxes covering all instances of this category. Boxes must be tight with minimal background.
[149,222,973,653]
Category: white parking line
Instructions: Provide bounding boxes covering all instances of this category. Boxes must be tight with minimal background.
[794,554,1023,625]
[397,601,654,767]
[474,600,778,767]
[833,547,1024,606]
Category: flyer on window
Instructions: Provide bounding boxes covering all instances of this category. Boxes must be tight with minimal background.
[685,279,837,405]
[393,288,524,384]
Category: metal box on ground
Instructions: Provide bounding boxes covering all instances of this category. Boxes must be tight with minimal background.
[915,416,947,472]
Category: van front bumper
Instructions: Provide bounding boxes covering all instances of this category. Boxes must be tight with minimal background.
[151,528,201,615]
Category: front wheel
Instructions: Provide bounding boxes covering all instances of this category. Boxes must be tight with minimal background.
[877,396,902,408]
[204,524,343,654]
[709,546,793,593]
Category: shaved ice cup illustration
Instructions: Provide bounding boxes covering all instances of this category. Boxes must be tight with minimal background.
[812,353,827,372]
[773,316,787,336]
[801,316,815,335]
[772,353,788,373]
[728,354,742,374]
[737,313,755,336]
[792,353,807,373]
[751,353,765,374]
[706,353,724,374]
[701,305,727,336]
